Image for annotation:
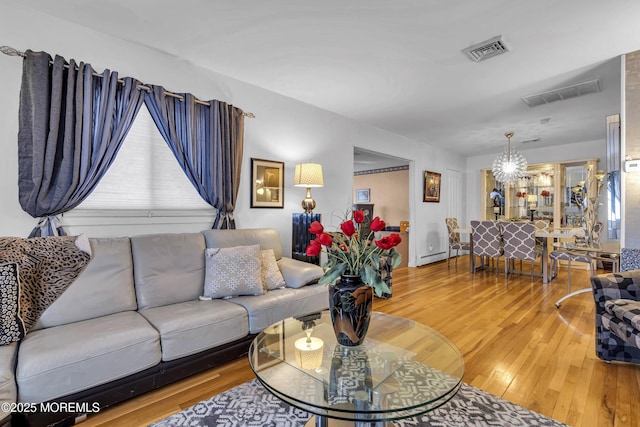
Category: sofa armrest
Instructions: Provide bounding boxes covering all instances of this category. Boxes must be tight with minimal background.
[277,257,323,289]
[591,270,640,314]
[0,342,18,424]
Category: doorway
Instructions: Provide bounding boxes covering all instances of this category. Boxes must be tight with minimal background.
[353,147,410,268]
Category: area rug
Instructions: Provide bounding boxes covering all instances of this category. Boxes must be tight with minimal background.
[150,379,569,427]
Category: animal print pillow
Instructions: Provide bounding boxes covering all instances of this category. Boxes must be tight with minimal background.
[0,263,25,345]
[0,235,92,334]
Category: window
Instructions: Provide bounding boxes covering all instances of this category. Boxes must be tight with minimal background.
[76,105,213,213]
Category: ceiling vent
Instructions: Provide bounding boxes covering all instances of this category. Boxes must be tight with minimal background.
[462,35,511,62]
[522,79,602,107]
[521,138,542,144]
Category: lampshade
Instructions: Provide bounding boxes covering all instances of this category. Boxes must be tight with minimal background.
[527,194,538,203]
[293,163,324,187]
[491,131,528,184]
[294,163,323,213]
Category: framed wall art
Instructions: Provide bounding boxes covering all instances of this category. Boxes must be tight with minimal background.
[423,171,441,203]
[355,188,370,203]
[251,158,284,208]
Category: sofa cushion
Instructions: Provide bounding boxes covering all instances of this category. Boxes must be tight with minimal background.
[131,233,206,309]
[16,311,160,403]
[605,299,640,331]
[201,228,283,260]
[203,245,264,299]
[600,311,640,349]
[225,283,329,333]
[277,257,323,289]
[0,263,25,345]
[0,342,18,421]
[139,300,249,361]
[0,235,91,334]
[35,238,137,329]
[262,249,285,290]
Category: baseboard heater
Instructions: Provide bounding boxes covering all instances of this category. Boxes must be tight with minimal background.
[421,251,446,259]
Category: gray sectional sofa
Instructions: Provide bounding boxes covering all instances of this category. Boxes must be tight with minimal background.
[1,228,327,427]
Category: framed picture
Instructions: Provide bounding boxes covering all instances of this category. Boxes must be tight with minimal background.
[355,188,370,203]
[251,158,284,208]
[423,171,441,203]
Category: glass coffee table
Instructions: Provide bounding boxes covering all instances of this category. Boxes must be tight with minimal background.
[249,311,464,426]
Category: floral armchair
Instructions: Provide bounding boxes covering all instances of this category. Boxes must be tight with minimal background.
[590,270,640,363]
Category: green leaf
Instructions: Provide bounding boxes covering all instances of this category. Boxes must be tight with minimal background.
[318,262,348,285]
[389,249,402,269]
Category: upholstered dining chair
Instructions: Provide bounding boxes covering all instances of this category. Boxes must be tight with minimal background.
[501,222,542,280]
[470,220,503,276]
[445,218,471,268]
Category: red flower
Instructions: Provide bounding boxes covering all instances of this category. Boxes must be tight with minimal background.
[370,216,386,232]
[374,233,402,250]
[353,210,365,224]
[316,232,333,247]
[306,240,322,256]
[389,233,402,247]
[339,243,349,252]
[340,220,356,237]
[308,221,324,235]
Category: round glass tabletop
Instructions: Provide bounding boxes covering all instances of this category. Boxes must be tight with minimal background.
[249,311,464,424]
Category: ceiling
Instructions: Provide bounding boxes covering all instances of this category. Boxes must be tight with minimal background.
[11,0,640,157]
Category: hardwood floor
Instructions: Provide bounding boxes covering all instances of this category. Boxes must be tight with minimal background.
[81,257,640,427]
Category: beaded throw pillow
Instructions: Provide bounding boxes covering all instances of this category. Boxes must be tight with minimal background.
[0,263,25,346]
[202,245,265,299]
[261,249,286,290]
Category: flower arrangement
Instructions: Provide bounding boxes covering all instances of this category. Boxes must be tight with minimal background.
[305,210,402,297]
[516,191,527,198]
[540,190,550,197]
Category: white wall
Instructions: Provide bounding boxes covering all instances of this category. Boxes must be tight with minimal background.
[0,2,467,267]
[465,139,608,228]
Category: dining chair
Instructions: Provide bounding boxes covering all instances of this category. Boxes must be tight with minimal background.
[471,220,503,276]
[501,222,542,280]
[549,228,594,294]
[445,218,471,268]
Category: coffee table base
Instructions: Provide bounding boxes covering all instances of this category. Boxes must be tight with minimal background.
[306,415,392,427]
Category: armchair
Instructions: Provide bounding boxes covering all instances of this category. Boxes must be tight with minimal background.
[590,270,640,363]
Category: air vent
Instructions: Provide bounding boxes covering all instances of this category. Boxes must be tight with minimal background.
[522,79,602,107]
[521,138,542,144]
[462,35,511,62]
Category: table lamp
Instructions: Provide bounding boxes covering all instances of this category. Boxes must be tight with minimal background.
[527,194,538,221]
[294,332,324,370]
[294,163,324,213]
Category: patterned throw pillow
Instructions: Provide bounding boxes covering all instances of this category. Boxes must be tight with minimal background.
[261,249,286,290]
[0,235,92,333]
[202,245,265,299]
[0,263,25,346]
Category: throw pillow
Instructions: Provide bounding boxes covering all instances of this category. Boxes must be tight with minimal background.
[0,235,92,333]
[0,263,25,346]
[261,249,286,290]
[202,245,265,299]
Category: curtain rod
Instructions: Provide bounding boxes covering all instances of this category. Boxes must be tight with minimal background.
[0,45,255,118]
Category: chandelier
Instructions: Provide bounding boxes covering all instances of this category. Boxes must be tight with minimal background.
[491,131,527,184]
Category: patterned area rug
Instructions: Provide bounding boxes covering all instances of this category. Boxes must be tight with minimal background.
[150,379,569,427]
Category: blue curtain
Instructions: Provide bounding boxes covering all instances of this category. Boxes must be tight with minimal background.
[18,50,145,236]
[144,86,244,229]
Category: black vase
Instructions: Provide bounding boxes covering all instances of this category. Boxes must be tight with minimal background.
[328,275,373,346]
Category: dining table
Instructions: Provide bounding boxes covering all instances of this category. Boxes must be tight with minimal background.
[454,225,579,284]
